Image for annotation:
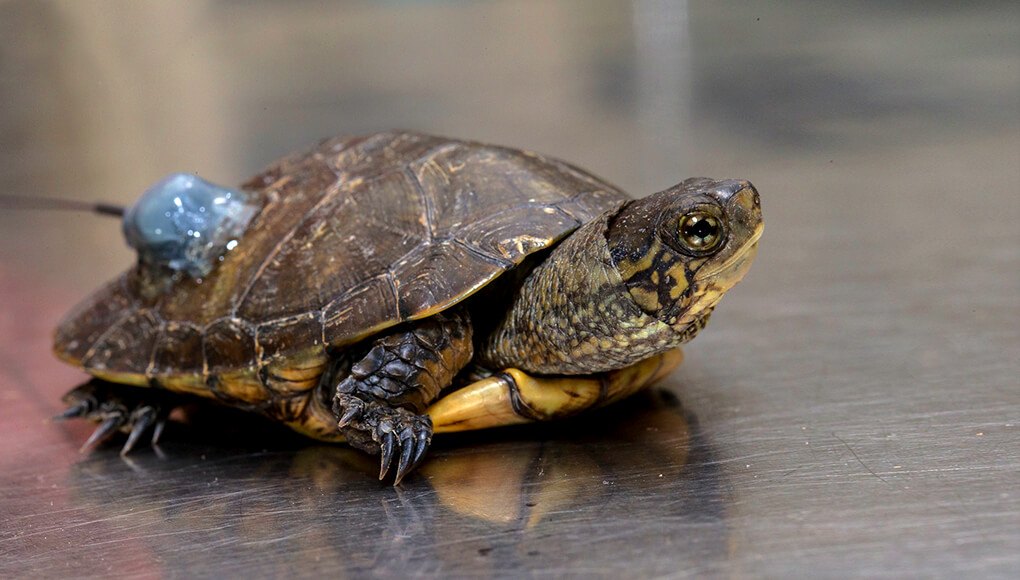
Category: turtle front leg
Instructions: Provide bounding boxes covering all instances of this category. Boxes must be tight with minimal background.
[332,309,473,484]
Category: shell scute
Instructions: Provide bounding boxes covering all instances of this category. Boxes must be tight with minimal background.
[554,189,628,223]
[54,273,136,365]
[324,131,446,182]
[203,317,256,375]
[390,240,506,319]
[322,274,400,348]
[256,312,322,365]
[412,144,572,239]
[454,205,578,262]
[235,168,427,323]
[82,309,160,374]
[150,321,204,376]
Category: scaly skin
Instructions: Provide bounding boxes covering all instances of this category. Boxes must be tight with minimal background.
[332,308,473,483]
[477,211,690,374]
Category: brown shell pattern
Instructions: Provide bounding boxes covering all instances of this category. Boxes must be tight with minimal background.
[54,131,629,385]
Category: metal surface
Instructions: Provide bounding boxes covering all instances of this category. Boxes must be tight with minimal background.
[1,1,1017,578]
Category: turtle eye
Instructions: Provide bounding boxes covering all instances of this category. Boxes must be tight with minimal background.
[678,211,723,253]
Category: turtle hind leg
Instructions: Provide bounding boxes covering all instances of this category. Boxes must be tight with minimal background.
[333,309,473,484]
[56,380,174,455]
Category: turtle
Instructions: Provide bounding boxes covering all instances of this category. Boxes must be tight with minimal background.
[53,130,763,483]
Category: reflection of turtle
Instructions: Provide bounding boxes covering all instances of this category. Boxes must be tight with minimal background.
[54,131,762,483]
[59,389,728,577]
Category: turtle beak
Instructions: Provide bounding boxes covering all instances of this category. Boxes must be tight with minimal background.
[724,181,762,248]
[698,183,763,280]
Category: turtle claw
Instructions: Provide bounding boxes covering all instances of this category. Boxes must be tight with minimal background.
[412,430,430,468]
[80,413,125,452]
[394,428,417,485]
[397,427,431,485]
[121,406,157,456]
[54,400,93,420]
[387,412,433,485]
[337,402,363,429]
[59,381,175,455]
[151,417,167,446]
[379,431,397,480]
[334,394,434,485]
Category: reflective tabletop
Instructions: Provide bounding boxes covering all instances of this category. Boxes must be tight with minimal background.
[1,1,1017,578]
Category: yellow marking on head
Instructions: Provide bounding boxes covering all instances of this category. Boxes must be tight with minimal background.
[679,238,760,326]
[616,238,661,280]
[665,255,704,286]
[630,286,661,311]
[667,270,690,300]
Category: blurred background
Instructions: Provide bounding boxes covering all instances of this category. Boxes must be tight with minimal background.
[0,1,1017,578]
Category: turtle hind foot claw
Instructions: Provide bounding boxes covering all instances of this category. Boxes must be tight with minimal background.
[334,393,433,485]
[57,381,172,455]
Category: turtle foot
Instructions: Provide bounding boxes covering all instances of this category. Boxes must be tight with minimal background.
[333,393,432,485]
[56,381,172,455]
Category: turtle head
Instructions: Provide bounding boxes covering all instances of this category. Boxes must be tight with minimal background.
[479,177,762,375]
[122,173,259,278]
[608,178,763,328]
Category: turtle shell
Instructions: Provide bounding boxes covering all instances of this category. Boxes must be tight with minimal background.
[54,131,628,395]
